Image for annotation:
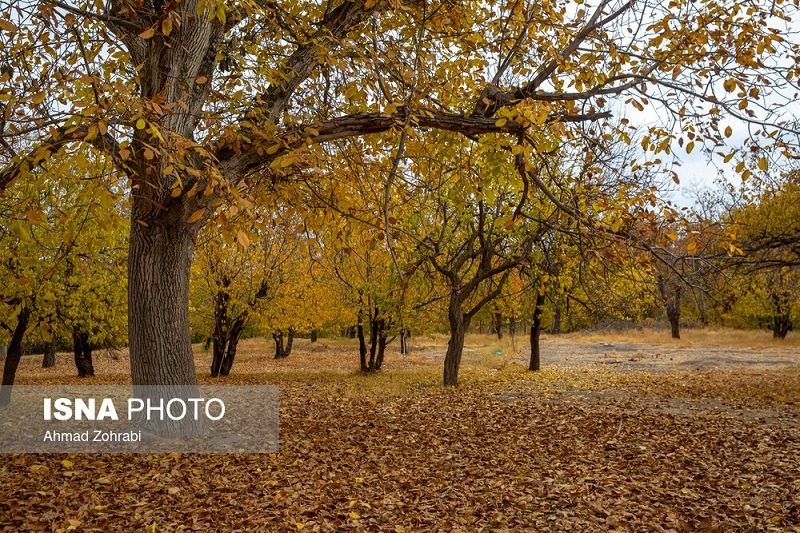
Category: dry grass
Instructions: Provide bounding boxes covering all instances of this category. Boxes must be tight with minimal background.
[558,325,800,349]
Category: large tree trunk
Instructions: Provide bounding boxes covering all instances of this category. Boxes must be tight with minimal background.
[443,297,469,387]
[0,307,31,406]
[127,221,205,436]
[128,222,199,387]
[42,340,56,368]
[529,289,546,372]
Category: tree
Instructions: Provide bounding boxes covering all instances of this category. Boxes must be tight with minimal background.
[1,0,797,398]
[0,156,126,402]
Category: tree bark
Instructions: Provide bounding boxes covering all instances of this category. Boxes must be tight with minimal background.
[273,330,285,359]
[210,285,230,377]
[42,340,56,368]
[399,328,408,356]
[357,309,368,372]
[551,299,562,334]
[310,329,317,343]
[770,290,793,339]
[220,316,246,376]
[444,297,469,387]
[658,274,682,340]
[73,329,95,377]
[281,327,295,357]
[529,290,546,371]
[493,312,503,339]
[375,331,387,371]
[0,307,31,406]
[128,221,199,386]
[127,221,206,435]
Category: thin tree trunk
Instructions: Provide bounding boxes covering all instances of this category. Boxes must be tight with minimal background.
[281,327,294,357]
[42,340,56,368]
[210,287,230,377]
[375,332,387,371]
[771,290,793,339]
[493,312,503,339]
[658,274,682,340]
[551,299,562,334]
[73,329,94,377]
[220,316,246,376]
[400,328,408,356]
[668,308,681,340]
[210,333,226,376]
[0,307,31,406]
[310,329,317,343]
[273,330,285,359]
[529,289,546,371]
[357,309,368,372]
[367,313,379,371]
[444,297,469,387]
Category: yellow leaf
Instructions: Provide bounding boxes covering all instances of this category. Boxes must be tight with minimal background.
[186,209,204,223]
[61,459,74,468]
[349,512,360,520]
[236,230,250,248]
[724,125,732,138]
[266,143,280,155]
[136,118,146,130]
[0,19,18,34]
[139,27,155,39]
[196,76,208,85]
[723,78,737,93]
[686,141,694,154]
[84,124,98,141]
[31,91,46,105]
[757,157,768,171]
[161,17,173,36]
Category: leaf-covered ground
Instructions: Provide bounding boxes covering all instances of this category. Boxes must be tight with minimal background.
[2,332,799,532]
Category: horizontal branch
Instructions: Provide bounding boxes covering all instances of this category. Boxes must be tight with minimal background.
[233,107,610,176]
